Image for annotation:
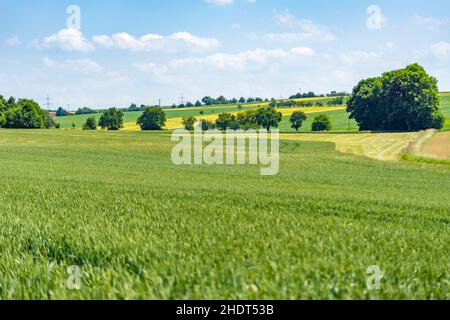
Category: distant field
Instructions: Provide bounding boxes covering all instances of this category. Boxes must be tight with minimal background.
[53,97,341,129]
[53,94,450,132]
[0,129,448,299]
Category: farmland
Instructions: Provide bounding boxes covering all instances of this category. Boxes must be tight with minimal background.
[54,94,450,132]
[0,129,449,299]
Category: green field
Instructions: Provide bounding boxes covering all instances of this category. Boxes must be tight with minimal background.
[55,94,450,132]
[440,95,450,130]
[0,130,448,299]
[55,104,263,129]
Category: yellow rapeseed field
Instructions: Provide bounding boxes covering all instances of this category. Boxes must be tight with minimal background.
[123,106,346,130]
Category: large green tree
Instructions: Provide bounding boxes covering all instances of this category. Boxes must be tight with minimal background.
[136,107,166,130]
[3,99,47,129]
[99,108,124,130]
[347,64,444,131]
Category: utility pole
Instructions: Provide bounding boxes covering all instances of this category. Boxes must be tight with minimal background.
[45,94,52,110]
[179,93,184,105]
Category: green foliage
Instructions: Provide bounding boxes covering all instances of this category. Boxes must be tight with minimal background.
[312,114,332,131]
[136,107,166,131]
[99,108,124,131]
[45,114,57,129]
[75,107,97,115]
[215,113,236,130]
[200,120,215,131]
[2,98,47,129]
[255,107,282,130]
[182,116,197,130]
[289,111,307,131]
[236,110,259,130]
[347,64,444,131]
[56,107,70,117]
[83,116,97,130]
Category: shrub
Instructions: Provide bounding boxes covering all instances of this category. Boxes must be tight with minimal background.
[83,116,97,130]
[312,114,332,132]
[56,107,70,117]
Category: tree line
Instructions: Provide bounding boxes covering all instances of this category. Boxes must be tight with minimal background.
[0,96,58,129]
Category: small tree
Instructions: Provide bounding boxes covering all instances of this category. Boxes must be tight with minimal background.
[238,97,246,103]
[56,107,69,117]
[290,111,307,131]
[215,113,235,130]
[201,120,215,131]
[182,116,197,130]
[312,114,332,132]
[83,116,97,130]
[136,107,166,130]
[99,108,124,130]
[195,100,202,107]
[255,107,282,130]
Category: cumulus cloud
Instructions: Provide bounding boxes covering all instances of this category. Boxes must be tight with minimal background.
[135,47,315,79]
[92,31,220,52]
[43,57,103,73]
[264,11,335,43]
[41,28,94,52]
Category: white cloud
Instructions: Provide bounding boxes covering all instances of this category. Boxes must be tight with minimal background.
[265,11,335,43]
[41,28,94,52]
[92,31,220,52]
[135,47,315,78]
[339,51,385,65]
[412,15,450,31]
[6,36,21,47]
[205,0,234,6]
[43,57,103,73]
[429,42,450,59]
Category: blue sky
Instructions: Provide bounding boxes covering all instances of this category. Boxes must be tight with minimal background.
[0,0,449,108]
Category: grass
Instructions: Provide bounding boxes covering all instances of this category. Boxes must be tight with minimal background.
[281,131,422,161]
[0,129,448,299]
